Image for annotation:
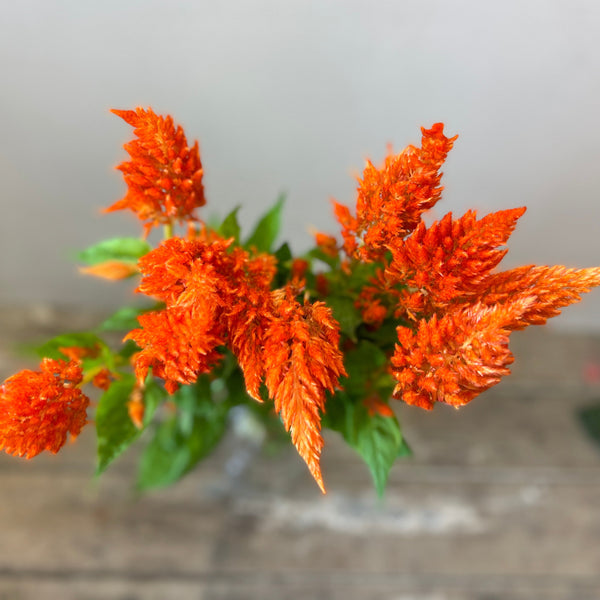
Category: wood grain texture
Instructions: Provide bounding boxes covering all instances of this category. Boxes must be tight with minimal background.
[1,306,600,599]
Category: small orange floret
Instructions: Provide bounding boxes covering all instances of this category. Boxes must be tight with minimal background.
[314,232,339,259]
[92,368,113,391]
[364,395,395,418]
[106,107,206,235]
[127,385,145,429]
[79,260,139,280]
[291,258,309,282]
[0,359,90,458]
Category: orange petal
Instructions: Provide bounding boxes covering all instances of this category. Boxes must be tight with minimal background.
[79,260,139,280]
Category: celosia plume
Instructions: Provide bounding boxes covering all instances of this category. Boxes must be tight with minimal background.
[106,107,205,235]
[385,207,527,318]
[0,359,90,458]
[335,123,457,260]
[262,289,347,492]
[477,264,600,329]
[391,299,534,410]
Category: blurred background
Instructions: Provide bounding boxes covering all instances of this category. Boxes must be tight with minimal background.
[1,0,600,327]
[2,2,600,599]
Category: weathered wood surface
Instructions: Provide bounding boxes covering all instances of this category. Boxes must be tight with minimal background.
[1,306,600,599]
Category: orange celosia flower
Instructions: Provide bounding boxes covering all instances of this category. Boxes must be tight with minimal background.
[391,299,534,410]
[136,236,236,305]
[385,207,527,318]
[364,394,395,418]
[79,260,139,280]
[105,107,205,236]
[92,368,113,391]
[334,124,457,260]
[127,384,145,429]
[291,258,309,282]
[126,306,226,394]
[477,264,600,329]
[314,231,339,259]
[0,359,90,458]
[262,289,347,492]
[224,267,275,401]
[130,235,277,395]
[356,267,392,326]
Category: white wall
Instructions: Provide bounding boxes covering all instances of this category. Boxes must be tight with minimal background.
[2,0,600,329]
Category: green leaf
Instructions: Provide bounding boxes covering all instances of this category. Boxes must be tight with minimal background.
[326,295,363,342]
[95,375,163,475]
[578,402,600,447]
[273,242,293,288]
[98,305,153,332]
[354,410,403,497]
[307,246,339,269]
[273,241,292,264]
[358,317,402,352]
[244,194,285,253]
[137,378,229,490]
[324,392,404,497]
[342,340,388,395]
[218,206,242,242]
[36,332,106,361]
[77,237,151,266]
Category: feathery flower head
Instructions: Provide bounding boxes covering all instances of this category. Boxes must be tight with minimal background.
[385,207,527,319]
[136,236,235,305]
[335,124,457,260]
[390,299,534,410]
[263,289,347,492]
[106,107,205,236]
[0,359,90,458]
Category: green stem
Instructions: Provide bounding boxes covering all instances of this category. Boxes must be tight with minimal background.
[163,221,174,240]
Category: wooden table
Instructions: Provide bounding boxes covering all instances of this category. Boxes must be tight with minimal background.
[1,307,600,599]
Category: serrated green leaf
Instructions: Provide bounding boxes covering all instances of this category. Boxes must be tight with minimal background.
[244,194,285,253]
[324,392,404,497]
[98,305,153,332]
[77,237,151,266]
[137,378,228,490]
[326,295,362,342]
[218,206,242,242]
[355,411,403,497]
[95,375,163,475]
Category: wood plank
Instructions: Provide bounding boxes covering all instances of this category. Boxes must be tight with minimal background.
[2,307,600,599]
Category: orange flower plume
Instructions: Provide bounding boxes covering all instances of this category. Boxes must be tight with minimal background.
[0,359,90,458]
[334,123,457,260]
[106,107,206,235]
[128,233,346,491]
[391,299,534,410]
[385,207,527,319]
[262,289,347,493]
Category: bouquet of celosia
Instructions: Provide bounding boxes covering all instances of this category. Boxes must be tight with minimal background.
[2,107,599,496]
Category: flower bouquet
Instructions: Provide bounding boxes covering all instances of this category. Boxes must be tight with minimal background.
[2,107,599,496]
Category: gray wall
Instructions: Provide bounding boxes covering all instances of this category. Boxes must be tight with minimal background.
[2,0,600,329]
